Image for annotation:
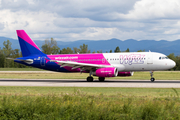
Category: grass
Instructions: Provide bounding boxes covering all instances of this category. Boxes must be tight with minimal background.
[0,87,179,119]
[0,70,180,80]
[0,86,180,97]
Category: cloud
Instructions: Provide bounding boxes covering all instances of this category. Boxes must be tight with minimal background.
[0,0,180,41]
[118,0,180,20]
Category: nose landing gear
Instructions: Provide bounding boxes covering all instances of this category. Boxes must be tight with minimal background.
[150,71,155,82]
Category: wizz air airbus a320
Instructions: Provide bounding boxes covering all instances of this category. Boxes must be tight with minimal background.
[8,30,176,82]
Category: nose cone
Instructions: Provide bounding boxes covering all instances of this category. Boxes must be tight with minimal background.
[169,60,176,68]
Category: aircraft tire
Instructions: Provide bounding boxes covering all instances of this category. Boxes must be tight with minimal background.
[98,77,105,82]
[87,76,93,82]
[151,78,155,82]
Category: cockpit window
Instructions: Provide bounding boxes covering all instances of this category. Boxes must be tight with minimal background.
[159,56,168,60]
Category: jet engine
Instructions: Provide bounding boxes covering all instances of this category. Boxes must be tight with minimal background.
[117,71,134,77]
[93,67,118,77]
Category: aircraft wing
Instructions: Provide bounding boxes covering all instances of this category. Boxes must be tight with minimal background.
[50,60,111,71]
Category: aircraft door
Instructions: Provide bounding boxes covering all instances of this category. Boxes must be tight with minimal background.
[147,53,153,64]
[40,57,46,66]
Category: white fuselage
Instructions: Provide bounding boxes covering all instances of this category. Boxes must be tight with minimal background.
[103,52,175,71]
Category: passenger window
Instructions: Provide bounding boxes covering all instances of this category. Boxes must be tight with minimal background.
[159,57,161,60]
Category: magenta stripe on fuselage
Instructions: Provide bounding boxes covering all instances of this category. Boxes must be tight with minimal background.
[47,53,110,66]
[16,30,40,50]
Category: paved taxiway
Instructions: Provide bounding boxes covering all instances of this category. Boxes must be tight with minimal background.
[0,79,179,88]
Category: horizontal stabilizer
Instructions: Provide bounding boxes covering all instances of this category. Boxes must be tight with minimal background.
[6,58,33,64]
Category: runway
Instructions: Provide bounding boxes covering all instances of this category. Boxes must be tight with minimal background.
[0,79,179,88]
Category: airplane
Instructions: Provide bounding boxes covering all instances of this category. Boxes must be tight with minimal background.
[8,30,176,82]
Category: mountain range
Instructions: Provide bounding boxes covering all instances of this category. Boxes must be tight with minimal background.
[0,37,179,56]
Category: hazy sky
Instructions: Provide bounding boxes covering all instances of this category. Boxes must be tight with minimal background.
[1,0,180,41]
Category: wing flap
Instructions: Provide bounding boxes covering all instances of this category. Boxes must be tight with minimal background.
[72,65,81,70]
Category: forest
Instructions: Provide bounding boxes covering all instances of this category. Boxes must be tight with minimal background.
[0,38,179,70]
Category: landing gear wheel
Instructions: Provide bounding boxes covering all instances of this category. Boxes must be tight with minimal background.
[98,77,105,82]
[87,76,93,82]
[150,71,155,82]
[151,77,155,82]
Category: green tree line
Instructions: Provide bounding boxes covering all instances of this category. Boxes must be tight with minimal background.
[0,39,179,70]
[0,40,28,68]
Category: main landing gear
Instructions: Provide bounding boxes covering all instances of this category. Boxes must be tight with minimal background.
[86,71,105,82]
[98,77,105,82]
[86,76,105,82]
[87,70,94,82]
[150,71,155,82]
[87,76,93,82]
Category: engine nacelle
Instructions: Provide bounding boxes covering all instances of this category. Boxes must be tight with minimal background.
[118,71,134,77]
[93,67,118,77]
